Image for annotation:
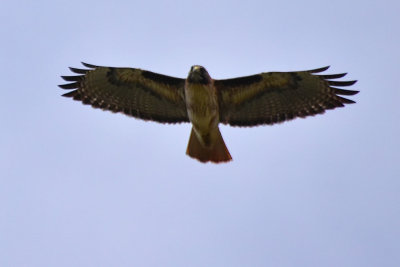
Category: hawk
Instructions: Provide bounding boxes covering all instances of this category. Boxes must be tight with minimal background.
[59,62,358,163]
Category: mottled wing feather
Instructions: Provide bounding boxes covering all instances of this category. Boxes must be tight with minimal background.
[59,62,189,124]
[215,66,358,126]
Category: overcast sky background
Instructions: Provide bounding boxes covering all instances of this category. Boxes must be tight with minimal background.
[1,0,399,266]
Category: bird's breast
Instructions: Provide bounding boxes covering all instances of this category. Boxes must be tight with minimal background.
[185,82,219,135]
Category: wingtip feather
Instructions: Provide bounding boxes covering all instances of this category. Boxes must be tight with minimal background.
[318,73,348,79]
[333,88,359,96]
[337,96,356,104]
[58,82,79,89]
[61,75,83,82]
[69,67,89,74]
[308,66,330,73]
[328,80,357,87]
[62,91,77,97]
[81,62,98,68]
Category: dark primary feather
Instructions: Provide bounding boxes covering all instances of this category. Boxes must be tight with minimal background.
[332,87,359,96]
[59,82,79,89]
[59,62,189,124]
[327,80,357,87]
[60,75,84,82]
[317,73,347,79]
[307,66,330,73]
[81,62,99,68]
[215,66,358,127]
[69,67,90,74]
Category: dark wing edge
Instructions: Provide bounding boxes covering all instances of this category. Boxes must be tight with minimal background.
[309,66,359,104]
[216,66,359,127]
[59,62,190,124]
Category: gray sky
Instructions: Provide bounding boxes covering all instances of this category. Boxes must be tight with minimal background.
[1,0,399,266]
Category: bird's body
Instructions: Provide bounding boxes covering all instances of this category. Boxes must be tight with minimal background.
[185,67,219,144]
[184,66,231,162]
[59,63,358,163]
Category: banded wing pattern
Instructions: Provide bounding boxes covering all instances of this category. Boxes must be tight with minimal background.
[59,62,189,124]
[215,66,358,126]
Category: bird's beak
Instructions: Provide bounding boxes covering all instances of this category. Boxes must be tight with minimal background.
[193,66,201,71]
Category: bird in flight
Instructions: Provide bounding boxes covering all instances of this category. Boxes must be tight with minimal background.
[59,62,358,163]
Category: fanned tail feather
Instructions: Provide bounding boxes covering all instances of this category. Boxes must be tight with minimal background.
[186,128,232,163]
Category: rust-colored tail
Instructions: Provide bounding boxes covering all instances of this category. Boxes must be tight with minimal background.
[186,127,232,163]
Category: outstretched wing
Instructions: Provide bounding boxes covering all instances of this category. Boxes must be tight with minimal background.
[215,66,358,126]
[59,62,189,124]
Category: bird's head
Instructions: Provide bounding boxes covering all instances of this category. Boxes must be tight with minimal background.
[187,65,212,84]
